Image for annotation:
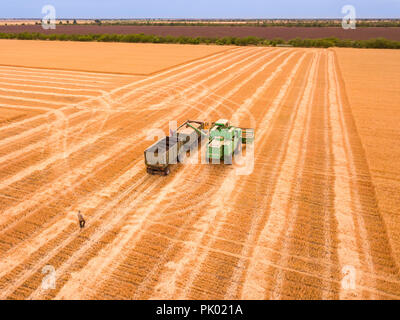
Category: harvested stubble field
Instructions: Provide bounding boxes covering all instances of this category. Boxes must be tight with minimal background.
[0,40,399,300]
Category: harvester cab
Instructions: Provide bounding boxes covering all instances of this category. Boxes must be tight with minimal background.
[214,119,230,128]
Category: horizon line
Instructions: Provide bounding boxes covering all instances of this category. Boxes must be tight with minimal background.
[1,17,400,20]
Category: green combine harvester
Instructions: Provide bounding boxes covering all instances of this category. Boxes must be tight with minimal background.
[206,119,254,164]
[144,119,254,175]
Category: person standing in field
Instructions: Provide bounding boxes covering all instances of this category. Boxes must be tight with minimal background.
[77,211,85,229]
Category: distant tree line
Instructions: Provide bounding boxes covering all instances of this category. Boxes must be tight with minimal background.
[86,20,400,28]
[287,37,400,48]
[34,19,77,25]
[1,32,399,49]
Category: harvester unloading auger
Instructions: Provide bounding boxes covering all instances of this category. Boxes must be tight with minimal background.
[144,119,254,176]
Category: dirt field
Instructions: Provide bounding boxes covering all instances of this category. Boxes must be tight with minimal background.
[0,41,399,300]
[1,25,400,41]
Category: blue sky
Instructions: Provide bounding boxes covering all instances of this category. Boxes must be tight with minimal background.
[1,0,399,19]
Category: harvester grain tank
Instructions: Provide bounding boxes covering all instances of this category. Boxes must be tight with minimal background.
[206,119,254,164]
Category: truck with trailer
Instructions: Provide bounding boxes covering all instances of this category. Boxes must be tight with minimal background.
[144,120,207,175]
[144,119,254,175]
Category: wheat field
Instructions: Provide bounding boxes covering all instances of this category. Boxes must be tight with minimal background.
[0,41,399,299]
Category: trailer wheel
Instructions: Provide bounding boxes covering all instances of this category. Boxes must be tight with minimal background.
[146,168,153,175]
[164,167,170,176]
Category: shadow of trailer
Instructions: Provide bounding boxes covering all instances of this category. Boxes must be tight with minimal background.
[144,120,207,176]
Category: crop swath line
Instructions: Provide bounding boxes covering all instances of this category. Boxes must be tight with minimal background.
[0,87,96,99]
[0,81,104,94]
[0,65,135,80]
[0,71,111,84]
[0,76,112,89]
[0,95,71,107]
[3,77,109,89]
